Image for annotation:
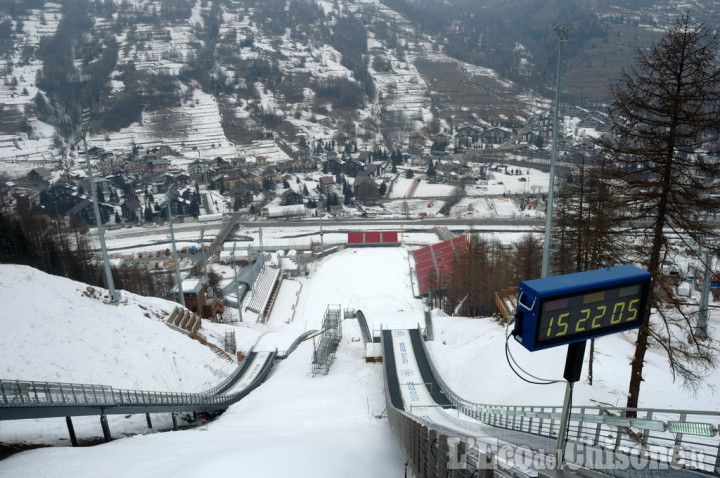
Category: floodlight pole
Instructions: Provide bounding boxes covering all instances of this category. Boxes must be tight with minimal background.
[199,227,209,285]
[83,111,120,303]
[248,244,255,301]
[167,184,184,306]
[541,27,567,278]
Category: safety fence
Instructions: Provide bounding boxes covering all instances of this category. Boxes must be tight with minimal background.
[382,327,720,477]
[0,350,277,421]
[416,335,720,476]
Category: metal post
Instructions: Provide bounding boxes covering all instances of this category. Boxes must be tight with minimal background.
[695,248,711,339]
[66,416,78,446]
[167,185,184,306]
[199,227,209,285]
[541,27,567,278]
[146,413,152,429]
[82,114,120,303]
[171,412,179,431]
[232,242,243,321]
[100,414,111,442]
[248,244,255,301]
[556,340,585,468]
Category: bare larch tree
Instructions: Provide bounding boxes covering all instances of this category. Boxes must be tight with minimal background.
[599,13,720,411]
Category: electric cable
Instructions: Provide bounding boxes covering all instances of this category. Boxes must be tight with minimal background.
[504,329,564,385]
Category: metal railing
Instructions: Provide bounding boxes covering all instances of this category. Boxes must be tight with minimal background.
[356,310,372,343]
[382,329,516,478]
[0,349,277,420]
[276,330,318,359]
[417,333,720,475]
[382,328,720,477]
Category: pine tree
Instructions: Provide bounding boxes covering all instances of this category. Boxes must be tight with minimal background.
[426,160,436,178]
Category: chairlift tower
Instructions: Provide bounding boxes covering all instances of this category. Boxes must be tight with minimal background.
[82,109,120,303]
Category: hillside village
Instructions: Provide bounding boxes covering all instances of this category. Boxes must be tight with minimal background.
[6,116,569,227]
[4,94,609,227]
[0,0,669,227]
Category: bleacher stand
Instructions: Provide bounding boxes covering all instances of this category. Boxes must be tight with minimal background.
[412,235,467,296]
[246,265,282,322]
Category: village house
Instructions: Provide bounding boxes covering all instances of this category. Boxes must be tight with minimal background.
[434,132,452,147]
[354,179,380,205]
[409,132,427,148]
[323,156,346,175]
[281,189,304,206]
[121,192,142,221]
[85,175,110,195]
[147,158,171,174]
[228,186,255,210]
[318,176,335,194]
[66,198,115,225]
[28,168,52,184]
[221,173,247,191]
[482,126,513,144]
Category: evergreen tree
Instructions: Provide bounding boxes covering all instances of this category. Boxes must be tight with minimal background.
[426,160,436,179]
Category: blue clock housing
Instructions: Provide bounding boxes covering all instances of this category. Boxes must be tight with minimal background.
[513,265,652,352]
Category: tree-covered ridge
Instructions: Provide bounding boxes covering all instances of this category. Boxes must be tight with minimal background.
[381,0,607,86]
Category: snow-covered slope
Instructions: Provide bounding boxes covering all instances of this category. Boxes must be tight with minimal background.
[0,247,718,477]
[0,264,234,391]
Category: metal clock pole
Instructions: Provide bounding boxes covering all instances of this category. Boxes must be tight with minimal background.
[556,340,586,467]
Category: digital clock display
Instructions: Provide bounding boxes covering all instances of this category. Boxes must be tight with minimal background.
[537,282,644,347]
[513,265,652,352]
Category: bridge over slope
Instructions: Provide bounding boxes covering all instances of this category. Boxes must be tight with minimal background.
[0,350,276,421]
[382,328,720,477]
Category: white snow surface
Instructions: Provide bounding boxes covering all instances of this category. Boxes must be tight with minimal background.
[1,246,719,477]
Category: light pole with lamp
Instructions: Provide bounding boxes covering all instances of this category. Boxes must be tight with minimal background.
[82,109,120,303]
[166,184,185,306]
[541,26,567,279]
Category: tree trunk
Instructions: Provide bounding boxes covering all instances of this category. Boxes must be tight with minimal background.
[587,338,594,386]
[626,325,649,416]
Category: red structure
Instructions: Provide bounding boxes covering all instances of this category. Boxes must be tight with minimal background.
[347,231,399,246]
[412,235,467,296]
